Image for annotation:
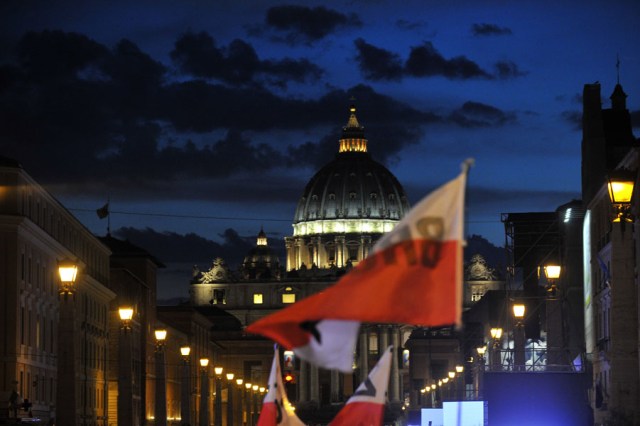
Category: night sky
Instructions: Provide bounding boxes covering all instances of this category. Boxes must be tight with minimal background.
[2,1,639,298]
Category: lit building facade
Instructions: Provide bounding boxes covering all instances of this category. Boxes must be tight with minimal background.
[0,157,114,424]
[582,82,639,424]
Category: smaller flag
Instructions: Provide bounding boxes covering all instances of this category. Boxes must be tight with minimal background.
[257,346,305,426]
[96,203,109,219]
[329,346,393,426]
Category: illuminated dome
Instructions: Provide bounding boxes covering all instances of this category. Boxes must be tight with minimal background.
[286,105,410,271]
[241,228,281,280]
[292,105,410,236]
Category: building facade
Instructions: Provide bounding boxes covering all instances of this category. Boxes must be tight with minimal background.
[0,157,114,425]
[582,82,639,424]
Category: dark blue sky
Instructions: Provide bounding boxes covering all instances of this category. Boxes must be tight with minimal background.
[2,1,639,297]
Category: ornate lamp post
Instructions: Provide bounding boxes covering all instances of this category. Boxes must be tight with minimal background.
[490,327,503,371]
[235,378,244,426]
[252,384,259,425]
[155,329,168,426]
[447,371,455,401]
[118,307,134,426]
[225,372,235,426]
[475,346,486,399]
[199,359,210,426]
[455,365,464,401]
[56,258,79,426]
[513,304,526,371]
[214,366,224,426]
[244,383,253,425]
[542,264,563,369]
[442,377,450,401]
[180,346,191,426]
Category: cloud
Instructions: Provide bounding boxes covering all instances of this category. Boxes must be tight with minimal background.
[354,38,403,81]
[265,5,362,44]
[395,19,428,31]
[354,39,521,81]
[170,31,323,86]
[561,110,582,130]
[406,41,492,79]
[114,226,285,265]
[494,60,528,79]
[471,23,513,36]
[1,30,445,199]
[16,30,110,81]
[449,101,517,127]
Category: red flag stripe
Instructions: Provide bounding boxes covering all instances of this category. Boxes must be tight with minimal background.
[328,402,385,426]
[248,238,460,349]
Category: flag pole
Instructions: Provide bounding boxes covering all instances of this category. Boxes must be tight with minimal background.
[458,158,474,331]
[457,158,474,425]
[460,157,474,243]
[106,196,111,236]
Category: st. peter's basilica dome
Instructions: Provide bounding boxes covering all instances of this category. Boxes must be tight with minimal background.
[286,105,410,271]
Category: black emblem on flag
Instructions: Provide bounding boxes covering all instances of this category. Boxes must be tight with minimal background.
[300,321,322,343]
[353,377,376,397]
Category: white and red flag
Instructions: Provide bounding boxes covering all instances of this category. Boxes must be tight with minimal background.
[329,346,393,426]
[257,346,305,426]
[247,161,471,372]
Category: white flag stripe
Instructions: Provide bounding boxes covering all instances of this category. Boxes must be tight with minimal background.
[294,320,360,373]
[346,346,392,405]
[374,171,466,253]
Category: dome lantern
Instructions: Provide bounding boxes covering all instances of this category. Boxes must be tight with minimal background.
[339,105,368,153]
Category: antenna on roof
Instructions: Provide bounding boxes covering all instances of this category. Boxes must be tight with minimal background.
[616,54,620,85]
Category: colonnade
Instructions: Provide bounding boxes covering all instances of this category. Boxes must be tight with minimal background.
[286,235,373,271]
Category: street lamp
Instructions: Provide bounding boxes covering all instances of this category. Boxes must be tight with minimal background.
[155,329,168,426]
[180,346,191,426]
[607,169,636,224]
[57,258,79,297]
[199,359,210,426]
[542,264,561,297]
[214,366,224,426]
[56,258,79,426]
[226,373,235,426]
[118,307,135,426]
[490,328,503,370]
[119,307,134,329]
[513,304,526,371]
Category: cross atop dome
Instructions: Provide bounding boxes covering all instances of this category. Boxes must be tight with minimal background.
[339,104,368,153]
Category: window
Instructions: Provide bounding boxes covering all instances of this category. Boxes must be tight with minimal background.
[328,193,336,200]
[471,286,485,302]
[253,294,263,304]
[282,294,296,304]
[213,289,226,304]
